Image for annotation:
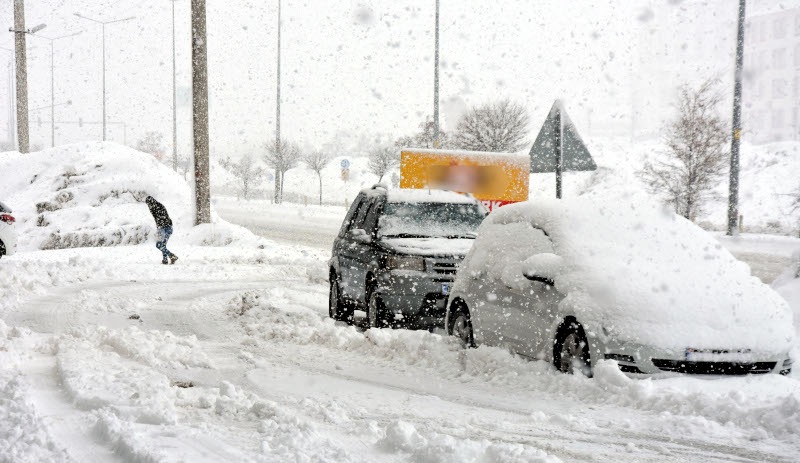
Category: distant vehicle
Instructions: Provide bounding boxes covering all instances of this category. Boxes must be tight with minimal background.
[0,200,17,259]
[328,185,487,329]
[446,198,794,376]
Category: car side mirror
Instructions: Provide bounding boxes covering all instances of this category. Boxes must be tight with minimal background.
[349,228,372,244]
[524,274,555,286]
[521,253,564,287]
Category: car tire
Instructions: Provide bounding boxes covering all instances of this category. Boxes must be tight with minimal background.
[329,272,353,324]
[0,240,5,259]
[553,321,592,376]
[367,285,391,329]
[448,305,475,348]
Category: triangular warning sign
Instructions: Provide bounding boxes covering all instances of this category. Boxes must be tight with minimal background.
[529,100,596,174]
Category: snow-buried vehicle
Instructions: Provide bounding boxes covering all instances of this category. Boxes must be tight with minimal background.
[446,198,794,376]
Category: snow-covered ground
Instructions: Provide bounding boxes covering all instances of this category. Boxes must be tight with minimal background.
[2,143,800,462]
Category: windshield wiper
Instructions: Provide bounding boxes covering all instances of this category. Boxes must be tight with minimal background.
[443,233,477,239]
[381,233,432,239]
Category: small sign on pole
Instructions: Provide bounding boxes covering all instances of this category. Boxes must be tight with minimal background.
[529,100,596,198]
[340,158,350,182]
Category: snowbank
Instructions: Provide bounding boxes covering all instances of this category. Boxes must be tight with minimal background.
[0,142,270,252]
[474,198,794,353]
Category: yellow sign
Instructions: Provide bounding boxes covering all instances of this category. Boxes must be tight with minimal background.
[399,149,530,211]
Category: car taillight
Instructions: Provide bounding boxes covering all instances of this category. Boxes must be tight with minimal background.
[0,214,15,224]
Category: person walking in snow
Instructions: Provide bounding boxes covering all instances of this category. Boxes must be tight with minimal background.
[145,196,178,265]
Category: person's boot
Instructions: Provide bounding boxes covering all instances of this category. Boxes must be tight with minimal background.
[162,258,169,265]
[169,255,179,265]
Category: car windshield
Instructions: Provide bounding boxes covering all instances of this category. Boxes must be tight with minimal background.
[378,202,486,239]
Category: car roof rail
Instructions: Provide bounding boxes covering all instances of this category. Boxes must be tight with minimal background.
[371,183,388,190]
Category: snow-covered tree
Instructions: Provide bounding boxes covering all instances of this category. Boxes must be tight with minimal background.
[303,150,330,205]
[264,138,300,203]
[639,79,728,222]
[136,131,165,160]
[368,145,398,182]
[395,117,451,149]
[231,154,265,200]
[452,99,529,152]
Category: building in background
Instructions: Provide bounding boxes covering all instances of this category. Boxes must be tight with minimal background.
[744,6,800,143]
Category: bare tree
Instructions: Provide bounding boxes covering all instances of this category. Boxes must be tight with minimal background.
[395,117,451,149]
[304,150,330,205]
[452,99,530,152]
[639,79,729,221]
[264,138,300,203]
[136,131,165,160]
[368,145,398,182]
[231,154,265,200]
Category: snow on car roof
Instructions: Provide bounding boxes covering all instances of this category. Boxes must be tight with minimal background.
[480,198,794,353]
[383,188,478,205]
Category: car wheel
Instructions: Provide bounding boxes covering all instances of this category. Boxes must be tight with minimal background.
[448,306,474,348]
[554,322,591,376]
[367,286,390,329]
[329,272,353,324]
[0,240,4,259]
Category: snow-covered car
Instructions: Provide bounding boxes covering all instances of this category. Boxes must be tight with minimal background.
[0,200,17,259]
[329,185,487,328]
[445,198,794,376]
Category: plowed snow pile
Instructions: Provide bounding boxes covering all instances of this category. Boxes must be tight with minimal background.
[0,142,259,251]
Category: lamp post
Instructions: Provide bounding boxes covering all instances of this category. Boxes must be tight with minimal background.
[30,31,81,148]
[74,13,135,142]
[170,0,179,171]
[8,0,46,153]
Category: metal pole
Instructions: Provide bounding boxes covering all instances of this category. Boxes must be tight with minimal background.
[274,0,281,203]
[171,0,178,171]
[191,0,210,224]
[13,0,30,153]
[102,22,106,141]
[433,0,440,148]
[727,0,746,236]
[50,40,54,147]
[555,106,563,199]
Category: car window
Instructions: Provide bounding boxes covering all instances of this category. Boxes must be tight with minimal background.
[468,221,554,291]
[361,198,383,234]
[350,196,376,232]
[339,194,366,237]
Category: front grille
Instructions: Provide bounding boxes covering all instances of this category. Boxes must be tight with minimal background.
[429,261,458,275]
[652,359,776,375]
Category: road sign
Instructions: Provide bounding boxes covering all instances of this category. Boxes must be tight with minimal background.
[529,100,596,198]
[340,158,350,169]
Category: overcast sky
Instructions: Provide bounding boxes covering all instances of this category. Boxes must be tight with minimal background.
[1,0,799,156]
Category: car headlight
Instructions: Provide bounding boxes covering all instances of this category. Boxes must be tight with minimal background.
[386,255,426,271]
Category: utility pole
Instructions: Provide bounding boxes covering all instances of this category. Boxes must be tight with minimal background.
[191,0,210,224]
[11,0,32,153]
[171,0,178,171]
[433,0,440,148]
[274,0,282,204]
[31,31,81,148]
[727,0,746,236]
[74,13,134,142]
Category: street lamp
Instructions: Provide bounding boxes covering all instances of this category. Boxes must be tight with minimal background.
[30,31,81,148]
[74,12,135,142]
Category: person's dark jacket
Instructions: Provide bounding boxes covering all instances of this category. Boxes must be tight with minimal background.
[145,196,173,229]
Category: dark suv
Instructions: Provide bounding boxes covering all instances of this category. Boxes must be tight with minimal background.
[328,185,487,329]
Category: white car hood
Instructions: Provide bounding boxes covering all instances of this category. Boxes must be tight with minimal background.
[380,237,475,257]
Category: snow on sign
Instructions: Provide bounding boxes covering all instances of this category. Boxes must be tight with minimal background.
[529,100,596,198]
[399,148,529,211]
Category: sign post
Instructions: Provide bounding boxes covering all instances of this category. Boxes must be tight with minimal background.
[529,100,596,198]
